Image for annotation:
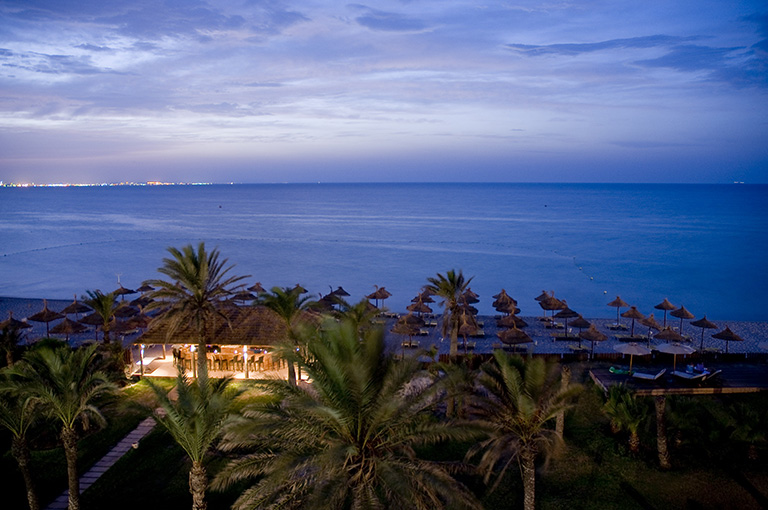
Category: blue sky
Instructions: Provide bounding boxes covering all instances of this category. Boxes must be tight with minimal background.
[0,0,766,184]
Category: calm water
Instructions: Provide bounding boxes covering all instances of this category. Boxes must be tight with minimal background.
[1,183,766,321]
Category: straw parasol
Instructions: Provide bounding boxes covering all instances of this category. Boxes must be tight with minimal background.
[497,327,533,346]
[579,324,607,356]
[293,284,308,294]
[670,306,695,336]
[407,301,432,315]
[607,296,629,326]
[50,317,88,341]
[620,306,645,337]
[413,288,435,303]
[367,286,392,308]
[613,342,651,373]
[497,314,528,329]
[136,284,155,293]
[248,282,265,293]
[462,288,480,304]
[0,311,33,331]
[534,290,551,302]
[654,298,676,327]
[639,313,662,336]
[654,327,685,343]
[391,321,420,352]
[712,326,743,354]
[538,294,564,321]
[61,295,91,319]
[554,303,579,332]
[27,300,64,337]
[690,316,718,351]
[330,286,350,297]
[113,285,137,301]
[656,342,695,372]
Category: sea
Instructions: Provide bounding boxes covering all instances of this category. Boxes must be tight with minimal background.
[1,183,766,322]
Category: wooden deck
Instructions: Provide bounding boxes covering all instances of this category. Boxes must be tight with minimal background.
[590,364,768,396]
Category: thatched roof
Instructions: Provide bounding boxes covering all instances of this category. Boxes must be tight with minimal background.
[135,305,296,346]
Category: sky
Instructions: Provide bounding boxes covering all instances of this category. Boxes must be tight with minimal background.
[0,0,766,184]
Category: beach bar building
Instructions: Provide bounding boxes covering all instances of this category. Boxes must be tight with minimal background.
[132,306,293,379]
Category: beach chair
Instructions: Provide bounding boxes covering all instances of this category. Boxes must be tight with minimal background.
[700,369,723,384]
[672,370,706,381]
[632,368,666,381]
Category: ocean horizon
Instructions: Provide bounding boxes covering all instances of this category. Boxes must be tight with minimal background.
[1,182,766,321]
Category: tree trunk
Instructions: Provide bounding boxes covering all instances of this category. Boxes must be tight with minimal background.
[61,427,80,510]
[189,459,208,510]
[521,447,537,510]
[287,361,296,387]
[12,436,40,510]
[628,431,640,454]
[197,341,208,380]
[6,349,13,367]
[449,327,458,358]
[556,365,571,440]
[655,396,671,469]
[103,325,110,344]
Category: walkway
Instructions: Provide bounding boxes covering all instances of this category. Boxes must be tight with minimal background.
[46,417,156,510]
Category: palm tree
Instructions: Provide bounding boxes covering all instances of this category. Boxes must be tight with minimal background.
[144,243,247,378]
[1,326,25,366]
[148,370,239,510]
[468,352,581,510]
[426,269,473,358]
[0,373,40,510]
[83,290,118,344]
[602,384,649,454]
[332,298,379,340]
[213,319,483,510]
[256,286,315,386]
[10,345,115,510]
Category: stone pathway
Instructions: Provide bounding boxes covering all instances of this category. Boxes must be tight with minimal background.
[46,417,156,509]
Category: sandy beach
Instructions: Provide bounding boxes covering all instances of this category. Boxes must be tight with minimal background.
[3,296,767,360]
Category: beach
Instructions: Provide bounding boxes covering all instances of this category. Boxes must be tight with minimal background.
[3,296,766,359]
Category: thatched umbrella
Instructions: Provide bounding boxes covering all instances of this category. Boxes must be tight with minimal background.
[579,324,607,356]
[50,317,88,341]
[690,316,718,351]
[113,304,140,318]
[391,321,420,352]
[113,285,137,301]
[657,342,695,372]
[534,290,551,302]
[293,284,308,294]
[538,295,564,321]
[570,315,591,335]
[136,284,155,293]
[407,301,432,316]
[654,298,676,327]
[712,326,743,354]
[232,291,257,304]
[654,327,685,343]
[607,296,629,326]
[130,295,153,308]
[462,288,480,304]
[554,303,579,332]
[670,306,695,336]
[27,300,64,337]
[639,314,662,337]
[0,311,32,331]
[367,286,392,308]
[61,295,91,319]
[613,342,651,373]
[620,306,645,337]
[497,314,528,329]
[330,286,350,297]
[413,289,435,303]
[497,327,533,346]
[248,282,265,293]
[493,291,516,315]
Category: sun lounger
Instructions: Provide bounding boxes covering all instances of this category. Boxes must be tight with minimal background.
[672,370,706,381]
[632,368,666,381]
[701,369,722,383]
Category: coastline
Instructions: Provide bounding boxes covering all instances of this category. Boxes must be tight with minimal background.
[2,296,766,357]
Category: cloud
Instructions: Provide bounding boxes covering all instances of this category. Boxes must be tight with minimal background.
[505,35,699,56]
[349,4,428,32]
[0,48,125,75]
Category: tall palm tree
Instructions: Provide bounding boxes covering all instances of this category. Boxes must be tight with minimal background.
[468,352,581,510]
[148,370,239,510]
[10,345,115,510]
[602,384,649,454]
[1,326,25,366]
[426,269,473,358]
[144,243,247,378]
[257,286,315,386]
[213,319,483,510]
[83,290,118,344]
[332,298,380,340]
[0,373,40,510]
